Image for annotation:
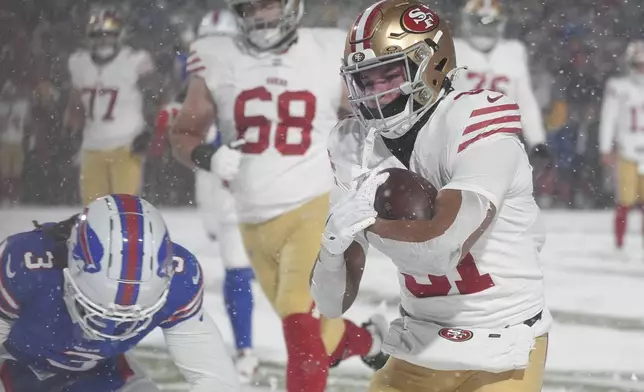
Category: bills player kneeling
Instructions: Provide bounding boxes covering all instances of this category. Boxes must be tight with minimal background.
[311,1,550,391]
[0,194,238,392]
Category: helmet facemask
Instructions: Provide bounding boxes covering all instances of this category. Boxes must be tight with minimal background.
[462,9,506,52]
[88,31,122,60]
[342,41,447,139]
[87,8,124,61]
[228,0,302,54]
[63,267,170,341]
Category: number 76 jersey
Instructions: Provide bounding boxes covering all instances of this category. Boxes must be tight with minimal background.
[188,29,347,223]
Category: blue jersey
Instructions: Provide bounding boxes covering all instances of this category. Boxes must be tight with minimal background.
[0,223,203,376]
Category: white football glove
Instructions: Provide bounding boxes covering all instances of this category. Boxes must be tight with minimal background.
[322,171,390,256]
[210,140,244,181]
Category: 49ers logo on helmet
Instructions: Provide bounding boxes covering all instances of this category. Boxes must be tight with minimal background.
[401,5,439,33]
[438,327,473,342]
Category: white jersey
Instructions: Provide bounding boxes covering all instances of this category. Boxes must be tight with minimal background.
[453,39,546,147]
[599,76,644,162]
[0,99,29,144]
[68,47,154,150]
[328,90,548,333]
[187,29,346,223]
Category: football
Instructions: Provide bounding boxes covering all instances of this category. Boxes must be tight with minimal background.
[374,168,438,220]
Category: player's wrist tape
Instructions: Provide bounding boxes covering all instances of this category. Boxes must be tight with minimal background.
[310,252,347,318]
[318,246,346,270]
[191,144,218,171]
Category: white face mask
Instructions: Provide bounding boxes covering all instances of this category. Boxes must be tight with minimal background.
[468,36,498,52]
[247,28,282,50]
[94,45,116,59]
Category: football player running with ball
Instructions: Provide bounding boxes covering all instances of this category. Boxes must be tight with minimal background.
[0,195,238,392]
[170,0,388,390]
[311,1,551,391]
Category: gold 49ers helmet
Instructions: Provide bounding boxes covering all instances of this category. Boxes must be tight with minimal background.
[341,0,456,138]
[86,6,125,61]
[461,0,506,52]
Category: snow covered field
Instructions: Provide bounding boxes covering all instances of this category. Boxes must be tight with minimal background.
[2,207,644,391]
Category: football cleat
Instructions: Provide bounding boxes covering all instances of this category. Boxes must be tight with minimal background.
[235,349,259,384]
[361,314,390,371]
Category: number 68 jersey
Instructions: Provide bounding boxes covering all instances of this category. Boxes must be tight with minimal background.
[187,29,346,223]
[68,47,154,150]
[328,90,550,334]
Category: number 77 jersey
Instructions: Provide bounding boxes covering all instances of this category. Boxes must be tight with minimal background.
[68,46,154,151]
[187,29,347,223]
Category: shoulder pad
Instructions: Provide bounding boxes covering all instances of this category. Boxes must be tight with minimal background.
[160,244,204,329]
[187,35,234,78]
[0,228,63,320]
[447,89,522,153]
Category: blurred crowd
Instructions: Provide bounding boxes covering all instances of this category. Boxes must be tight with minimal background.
[0,0,642,208]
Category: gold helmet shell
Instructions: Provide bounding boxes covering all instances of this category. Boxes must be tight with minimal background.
[340,0,456,137]
[86,6,125,60]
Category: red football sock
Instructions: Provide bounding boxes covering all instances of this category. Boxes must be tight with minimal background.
[282,313,328,392]
[328,319,373,366]
[615,205,629,248]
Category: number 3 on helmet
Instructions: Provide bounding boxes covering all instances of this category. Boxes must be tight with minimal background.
[65,194,175,341]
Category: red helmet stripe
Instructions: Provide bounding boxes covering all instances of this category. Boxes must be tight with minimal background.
[351,0,386,52]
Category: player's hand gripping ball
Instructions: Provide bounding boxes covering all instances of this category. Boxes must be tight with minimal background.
[373,168,438,221]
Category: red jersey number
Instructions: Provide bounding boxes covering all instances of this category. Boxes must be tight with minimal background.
[630,105,644,133]
[234,87,316,155]
[81,88,119,121]
[403,253,495,297]
[466,72,509,95]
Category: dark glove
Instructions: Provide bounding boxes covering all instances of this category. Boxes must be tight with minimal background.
[131,131,153,155]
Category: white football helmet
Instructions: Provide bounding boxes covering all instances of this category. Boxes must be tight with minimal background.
[626,40,644,83]
[226,0,303,54]
[64,194,175,341]
[461,0,506,52]
[198,9,239,37]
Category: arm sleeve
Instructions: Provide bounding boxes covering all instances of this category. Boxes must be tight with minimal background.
[163,311,240,392]
[599,79,620,154]
[514,48,546,147]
